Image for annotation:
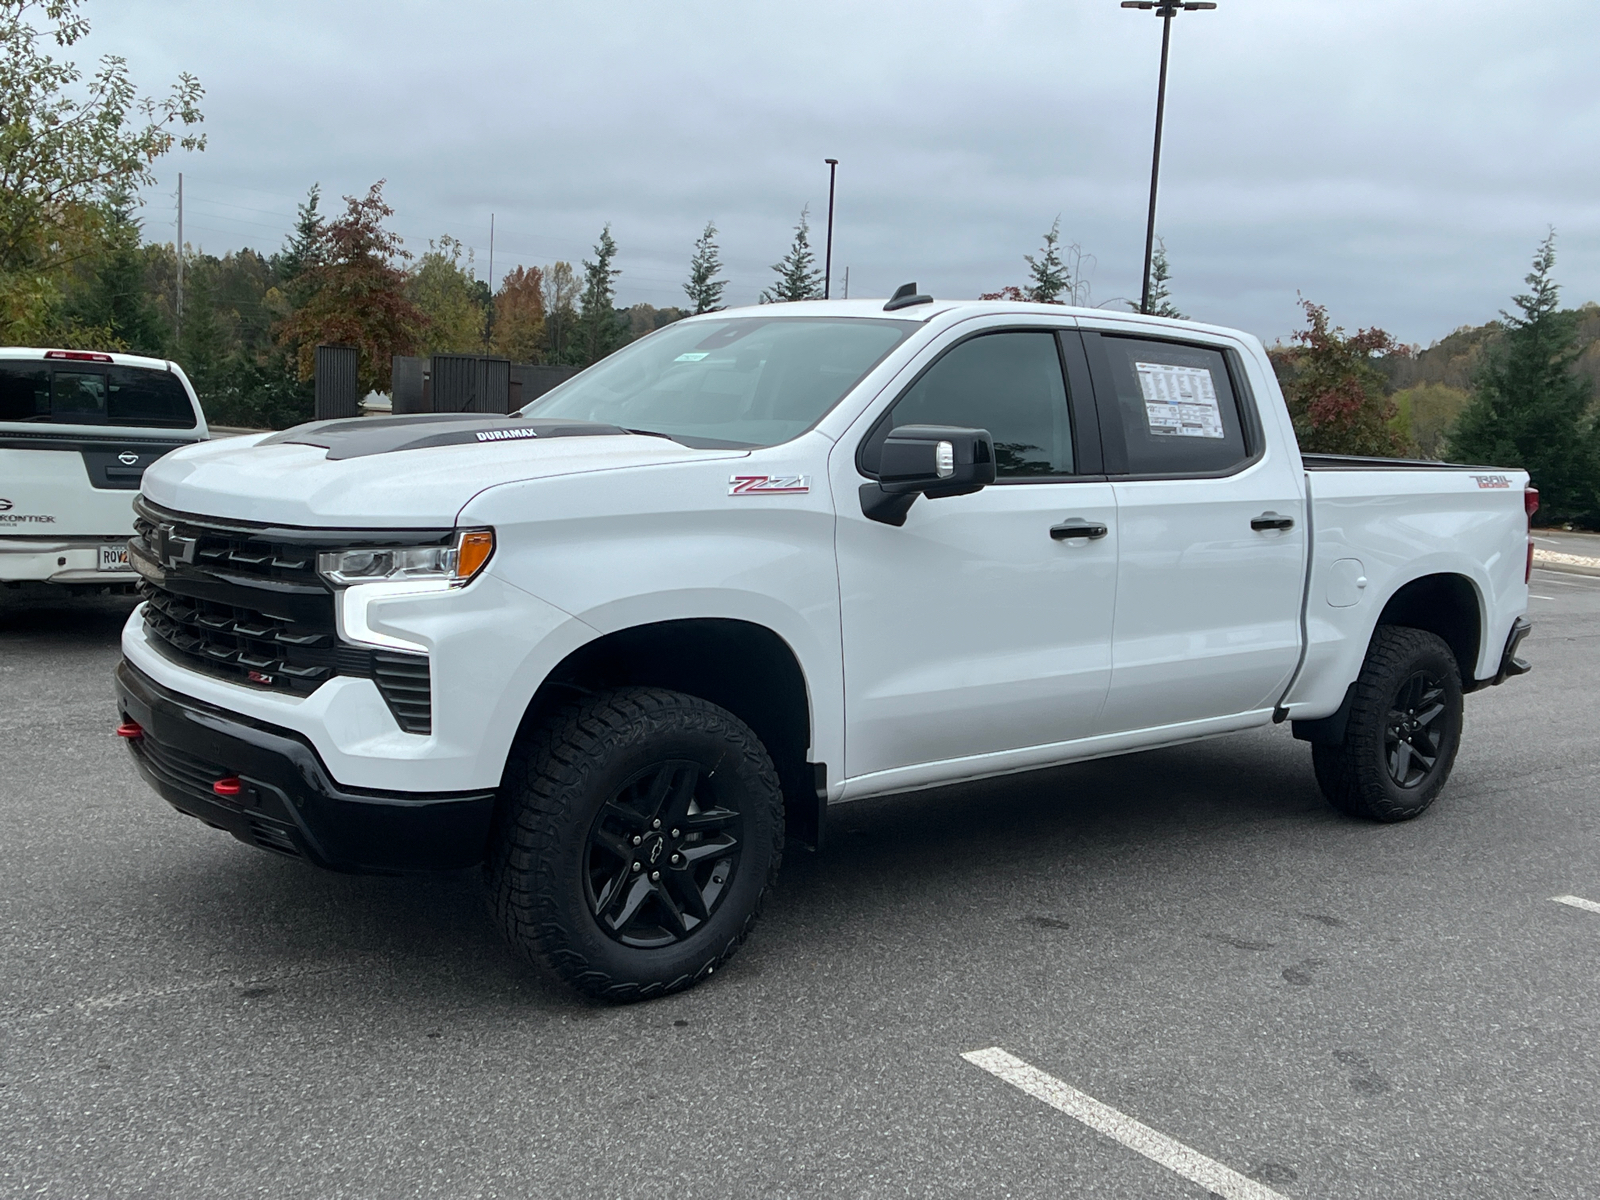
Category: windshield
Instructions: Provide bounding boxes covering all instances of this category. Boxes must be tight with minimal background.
[521,316,915,447]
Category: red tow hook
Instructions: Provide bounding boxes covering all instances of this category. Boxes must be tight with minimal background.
[212,776,244,798]
[115,721,144,739]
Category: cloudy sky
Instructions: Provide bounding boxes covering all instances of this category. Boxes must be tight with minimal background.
[84,0,1600,347]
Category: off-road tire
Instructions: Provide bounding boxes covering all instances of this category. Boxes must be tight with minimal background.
[1312,625,1464,822]
[486,686,784,1001]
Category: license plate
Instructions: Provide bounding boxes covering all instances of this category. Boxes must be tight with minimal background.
[98,543,132,571]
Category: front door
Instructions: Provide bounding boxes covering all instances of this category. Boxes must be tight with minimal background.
[834,326,1119,791]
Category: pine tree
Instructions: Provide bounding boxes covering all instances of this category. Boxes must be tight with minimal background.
[274,184,324,294]
[66,187,168,354]
[683,221,726,314]
[1023,218,1068,304]
[1450,231,1599,520]
[1142,238,1185,319]
[761,207,822,303]
[575,224,624,365]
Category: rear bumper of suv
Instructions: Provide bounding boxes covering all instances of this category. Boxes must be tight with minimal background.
[114,659,496,873]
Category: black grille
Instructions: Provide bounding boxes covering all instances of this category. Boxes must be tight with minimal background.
[131,726,228,799]
[132,501,434,734]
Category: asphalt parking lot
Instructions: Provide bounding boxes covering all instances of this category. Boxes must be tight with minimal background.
[3,572,1598,1200]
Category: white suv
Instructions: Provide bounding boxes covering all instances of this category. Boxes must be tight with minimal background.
[1,348,208,587]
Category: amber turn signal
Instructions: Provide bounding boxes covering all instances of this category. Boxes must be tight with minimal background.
[454,529,495,583]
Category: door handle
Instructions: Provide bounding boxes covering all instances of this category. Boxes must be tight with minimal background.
[1050,520,1108,541]
[1251,512,1295,532]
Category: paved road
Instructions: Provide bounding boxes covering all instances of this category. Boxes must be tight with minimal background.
[1533,528,1600,559]
[2,576,1598,1200]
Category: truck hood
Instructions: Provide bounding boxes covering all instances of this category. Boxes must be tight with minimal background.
[139,414,747,527]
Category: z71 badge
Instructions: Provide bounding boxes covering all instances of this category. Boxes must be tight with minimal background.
[729,474,811,496]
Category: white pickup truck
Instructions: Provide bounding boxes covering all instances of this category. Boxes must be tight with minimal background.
[113,294,1534,1001]
[1,348,208,587]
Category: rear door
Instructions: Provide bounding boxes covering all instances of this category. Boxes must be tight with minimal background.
[1081,328,1306,733]
[833,322,1119,791]
[0,356,205,540]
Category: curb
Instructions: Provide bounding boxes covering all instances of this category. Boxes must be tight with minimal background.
[1532,549,1600,578]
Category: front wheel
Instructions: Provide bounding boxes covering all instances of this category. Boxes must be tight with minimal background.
[486,687,784,1001]
[1312,625,1464,822]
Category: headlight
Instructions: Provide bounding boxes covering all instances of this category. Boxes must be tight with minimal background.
[317,529,494,587]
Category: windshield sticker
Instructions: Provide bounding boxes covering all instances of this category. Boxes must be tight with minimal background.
[1472,474,1511,488]
[474,428,540,442]
[1135,361,1224,439]
[674,352,710,362]
[729,474,811,496]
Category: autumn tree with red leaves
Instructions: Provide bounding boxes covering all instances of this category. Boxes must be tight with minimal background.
[490,264,545,363]
[276,181,428,394]
[1271,300,1413,457]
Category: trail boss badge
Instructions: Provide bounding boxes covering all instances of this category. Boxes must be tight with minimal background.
[728,474,811,496]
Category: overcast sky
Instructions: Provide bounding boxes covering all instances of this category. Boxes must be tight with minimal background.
[84,0,1600,347]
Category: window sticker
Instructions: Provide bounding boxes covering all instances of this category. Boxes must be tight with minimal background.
[1135,360,1224,439]
[673,352,710,362]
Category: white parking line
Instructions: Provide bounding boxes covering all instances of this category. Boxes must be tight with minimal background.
[1530,595,1556,600]
[962,1047,1288,1200]
[1552,895,1600,916]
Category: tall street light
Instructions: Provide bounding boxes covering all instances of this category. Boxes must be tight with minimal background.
[1121,0,1216,314]
[823,158,839,299]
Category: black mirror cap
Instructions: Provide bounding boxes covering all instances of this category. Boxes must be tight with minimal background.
[878,424,996,497]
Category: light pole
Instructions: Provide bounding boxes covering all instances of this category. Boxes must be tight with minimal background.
[1121,0,1215,314]
[823,158,839,299]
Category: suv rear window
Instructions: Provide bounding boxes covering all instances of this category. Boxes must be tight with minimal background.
[0,362,195,428]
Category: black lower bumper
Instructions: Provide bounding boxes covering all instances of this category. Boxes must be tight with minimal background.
[1490,616,1533,686]
[115,659,496,873]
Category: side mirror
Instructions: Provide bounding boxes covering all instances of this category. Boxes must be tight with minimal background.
[860,424,996,525]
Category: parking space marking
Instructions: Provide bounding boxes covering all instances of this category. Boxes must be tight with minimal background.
[1552,895,1600,916]
[1530,595,1556,600]
[962,1047,1288,1200]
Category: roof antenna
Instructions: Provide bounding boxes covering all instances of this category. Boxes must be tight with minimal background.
[883,282,933,312]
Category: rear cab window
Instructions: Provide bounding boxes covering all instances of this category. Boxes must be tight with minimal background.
[0,360,198,430]
[1084,334,1256,477]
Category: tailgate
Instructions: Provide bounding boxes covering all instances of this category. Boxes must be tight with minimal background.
[0,433,198,538]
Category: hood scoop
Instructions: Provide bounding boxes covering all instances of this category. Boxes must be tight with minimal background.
[258,413,629,461]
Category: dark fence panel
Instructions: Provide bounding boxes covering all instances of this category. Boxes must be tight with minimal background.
[391,356,427,415]
[314,345,360,420]
[510,364,581,409]
[431,354,512,414]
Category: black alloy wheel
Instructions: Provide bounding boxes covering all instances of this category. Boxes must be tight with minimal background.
[585,760,743,948]
[1310,625,1464,823]
[1383,670,1448,789]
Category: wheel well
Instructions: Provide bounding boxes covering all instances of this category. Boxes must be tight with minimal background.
[514,619,820,843]
[1376,573,1481,685]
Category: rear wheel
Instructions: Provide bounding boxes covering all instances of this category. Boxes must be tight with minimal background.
[1312,625,1464,822]
[486,686,783,1001]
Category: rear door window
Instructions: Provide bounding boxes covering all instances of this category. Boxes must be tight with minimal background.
[1086,334,1253,476]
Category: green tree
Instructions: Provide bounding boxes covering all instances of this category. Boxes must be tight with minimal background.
[1270,299,1412,457]
[408,234,486,355]
[272,184,323,295]
[1450,231,1599,520]
[761,206,822,303]
[60,186,167,353]
[1024,217,1068,304]
[575,224,624,365]
[0,0,204,342]
[541,260,578,364]
[1391,382,1470,460]
[276,181,428,394]
[683,221,726,314]
[1133,237,1185,319]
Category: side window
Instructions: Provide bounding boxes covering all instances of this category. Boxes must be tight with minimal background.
[107,368,196,428]
[864,331,1073,477]
[51,371,108,423]
[0,364,49,421]
[1091,335,1251,476]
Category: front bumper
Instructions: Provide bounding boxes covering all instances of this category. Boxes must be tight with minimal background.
[115,659,496,873]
